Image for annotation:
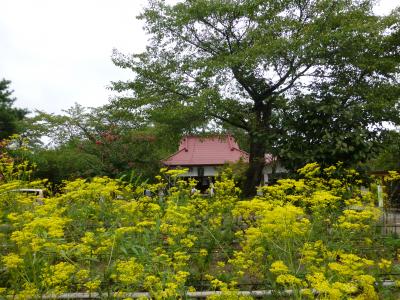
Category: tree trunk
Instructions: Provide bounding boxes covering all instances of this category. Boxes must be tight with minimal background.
[243,135,266,197]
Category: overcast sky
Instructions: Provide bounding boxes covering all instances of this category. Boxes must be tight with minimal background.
[0,0,398,115]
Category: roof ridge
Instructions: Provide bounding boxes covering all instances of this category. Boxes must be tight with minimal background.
[162,135,251,166]
[161,148,187,163]
[232,147,249,156]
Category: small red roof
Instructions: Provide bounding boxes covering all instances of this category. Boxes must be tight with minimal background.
[162,135,249,166]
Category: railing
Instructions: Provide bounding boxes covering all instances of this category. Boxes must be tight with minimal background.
[379,207,400,235]
[6,282,399,299]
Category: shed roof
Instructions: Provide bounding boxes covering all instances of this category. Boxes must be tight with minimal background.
[162,135,249,166]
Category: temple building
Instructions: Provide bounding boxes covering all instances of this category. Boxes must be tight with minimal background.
[162,135,286,192]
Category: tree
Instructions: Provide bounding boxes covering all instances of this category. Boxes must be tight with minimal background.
[30,145,104,184]
[0,79,27,140]
[26,104,168,183]
[112,0,400,196]
[367,130,400,171]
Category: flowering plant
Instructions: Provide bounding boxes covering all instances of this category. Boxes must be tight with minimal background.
[0,141,397,299]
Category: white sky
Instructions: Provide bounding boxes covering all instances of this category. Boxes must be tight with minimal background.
[0,0,399,114]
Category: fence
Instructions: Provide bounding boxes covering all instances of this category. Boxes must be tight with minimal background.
[379,207,400,235]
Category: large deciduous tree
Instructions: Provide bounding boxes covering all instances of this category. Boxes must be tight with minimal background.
[112,0,400,196]
[0,79,27,140]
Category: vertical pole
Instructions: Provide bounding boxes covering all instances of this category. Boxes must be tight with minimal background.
[377,185,386,234]
[377,185,383,208]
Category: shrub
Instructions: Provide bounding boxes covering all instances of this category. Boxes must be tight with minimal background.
[0,142,397,299]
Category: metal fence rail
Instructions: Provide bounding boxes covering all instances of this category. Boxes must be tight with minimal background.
[6,282,398,300]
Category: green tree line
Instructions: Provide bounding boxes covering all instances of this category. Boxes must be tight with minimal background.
[1,0,399,193]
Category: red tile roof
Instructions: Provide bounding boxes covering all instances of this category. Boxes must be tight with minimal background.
[162,135,249,166]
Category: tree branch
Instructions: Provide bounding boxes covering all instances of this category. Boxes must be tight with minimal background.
[209,112,250,131]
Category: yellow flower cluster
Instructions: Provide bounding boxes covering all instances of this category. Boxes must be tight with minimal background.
[338,207,381,231]
[275,274,303,287]
[42,262,76,294]
[269,260,289,274]
[0,147,397,299]
[112,258,144,286]
[2,253,24,269]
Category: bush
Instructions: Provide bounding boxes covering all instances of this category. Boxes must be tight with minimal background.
[0,144,398,299]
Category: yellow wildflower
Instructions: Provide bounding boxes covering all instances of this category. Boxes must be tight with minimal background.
[378,258,391,271]
[113,258,144,286]
[2,253,23,269]
[84,279,101,292]
[276,274,303,286]
[42,262,76,294]
[199,248,208,256]
[269,260,289,274]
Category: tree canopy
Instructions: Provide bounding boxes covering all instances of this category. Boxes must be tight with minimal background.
[114,0,398,195]
[25,104,170,184]
[367,129,400,171]
[0,79,27,140]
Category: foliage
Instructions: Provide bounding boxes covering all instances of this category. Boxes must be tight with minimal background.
[24,104,167,184]
[363,131,400,207]
[0,79,28,140]
[111,0,400,195]
[367,130,400,171]
[0,142,399,299]
[29,145,104,184]
[216,159,249,192]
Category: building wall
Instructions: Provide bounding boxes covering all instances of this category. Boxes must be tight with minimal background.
[262,162,287,184]
[178,166,218,177]
[176,162,287,184]
[263,162,287,175]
